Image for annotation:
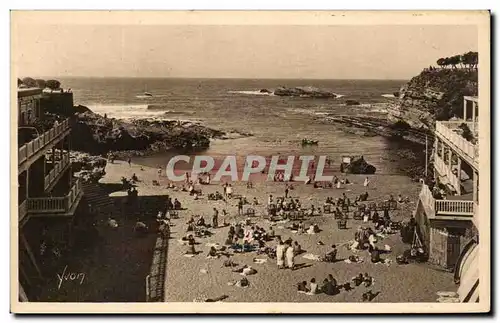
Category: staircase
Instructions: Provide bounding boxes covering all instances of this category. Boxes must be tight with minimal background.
[81,182,114,218]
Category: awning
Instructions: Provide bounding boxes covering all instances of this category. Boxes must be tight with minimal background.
[456,240,479,302]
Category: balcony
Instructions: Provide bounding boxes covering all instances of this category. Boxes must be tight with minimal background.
[435,121,478,167]
[419,184,474,219]
[20,178,83,222]
[44,153,71,191]
[18,119,70,168]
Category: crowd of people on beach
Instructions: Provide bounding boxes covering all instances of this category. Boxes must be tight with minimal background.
[107,159,426,302]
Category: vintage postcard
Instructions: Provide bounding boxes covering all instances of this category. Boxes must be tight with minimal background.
[10,10,490,314]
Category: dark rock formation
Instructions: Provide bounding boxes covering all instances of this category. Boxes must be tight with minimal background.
[259,88,272,93]
[273,86,337,98]
[71,110,226,155]
[345,100,360,106]
[343,156,376,174]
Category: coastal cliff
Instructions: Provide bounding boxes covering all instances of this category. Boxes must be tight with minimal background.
[388,68,478,133]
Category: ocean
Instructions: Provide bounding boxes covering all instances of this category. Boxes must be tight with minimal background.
[60,77,421,176]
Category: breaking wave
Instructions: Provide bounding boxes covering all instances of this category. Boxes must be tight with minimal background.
[86,104,177,120]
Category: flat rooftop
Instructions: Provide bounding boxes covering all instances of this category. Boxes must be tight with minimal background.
[18,87,42,98]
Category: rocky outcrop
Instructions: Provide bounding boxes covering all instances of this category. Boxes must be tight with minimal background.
[70,151,107,183]
[345,100,360,106]
[388,68,478,133]
[259,88,272,93]
[71,110,229,155]
[273,86,337,98]
[342,156,376,174]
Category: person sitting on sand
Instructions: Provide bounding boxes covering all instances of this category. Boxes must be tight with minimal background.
[174,198,182,210]
[215,191,223,200]
[225,233,234,246]
[296,221,305,234]
[319,279,331,295]
[388,195,396,202]
[370,247,381,263]
[293,241,303,255]
[363,273,374,287]
[252,197,259,205]
[397,194,404,203]
[207,246,218,259]
[322,245,338,263]
[196,216,206,227]
[307,224,320,235]
[351,273,364,286]
[131,173,139,182]
[297,281,309,294]
[235,224,244,238]
[308,278,319,295]
[134,221,148,234]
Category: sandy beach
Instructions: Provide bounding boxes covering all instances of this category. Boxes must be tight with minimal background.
[100,160,456,303]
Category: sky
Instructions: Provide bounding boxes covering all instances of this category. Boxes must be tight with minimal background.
[12,24,478,80]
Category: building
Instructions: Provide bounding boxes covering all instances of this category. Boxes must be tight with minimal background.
[17,87,84,301]
[414,96,479,302]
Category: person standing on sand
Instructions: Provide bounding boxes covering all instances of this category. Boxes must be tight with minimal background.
[276,239,285,269]
[364,177,370,187]
[127,157,131,167]
[237,198,244,216]
[212,208,219,228]
[285,242,295,270]
[285,185,289,199]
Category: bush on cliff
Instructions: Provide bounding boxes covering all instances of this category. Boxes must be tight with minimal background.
[21,77,37,88]
[46,79,61,90]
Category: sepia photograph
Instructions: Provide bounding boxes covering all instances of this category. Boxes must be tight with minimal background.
[10,10,490,313]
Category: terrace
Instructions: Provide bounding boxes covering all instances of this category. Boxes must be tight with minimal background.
[18,178,83,224]
[18,118,71,172]
[419,183,474,220]
[435,121,478,168]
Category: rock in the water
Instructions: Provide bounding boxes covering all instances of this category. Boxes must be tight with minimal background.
[345,100,360,106]
[273,86,337,98]
[259,88,272,93]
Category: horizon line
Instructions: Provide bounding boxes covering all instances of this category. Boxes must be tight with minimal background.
[20,75,411,82]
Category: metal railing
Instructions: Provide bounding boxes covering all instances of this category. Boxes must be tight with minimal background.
[419,184,474,217]
[435,200,474,215]
[44,153,70,190]
[26,178,82,215]
[18,119,70,165]
[435,121,478,162]
[434,155,460,193]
